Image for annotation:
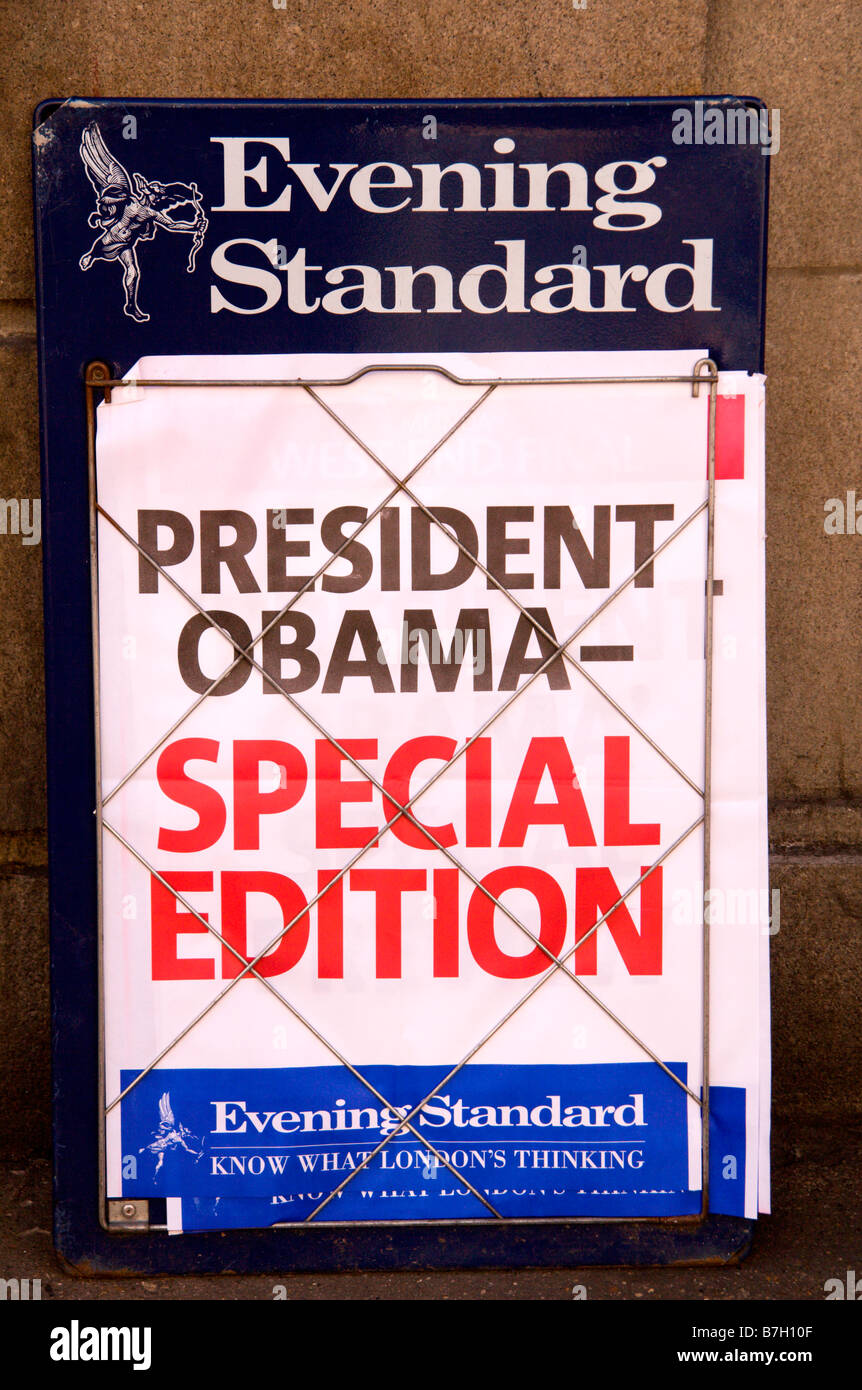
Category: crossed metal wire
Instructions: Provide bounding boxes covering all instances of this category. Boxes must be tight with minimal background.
[87,360,717,1225]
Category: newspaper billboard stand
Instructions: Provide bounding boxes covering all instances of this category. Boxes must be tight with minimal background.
[34,99,769,1272]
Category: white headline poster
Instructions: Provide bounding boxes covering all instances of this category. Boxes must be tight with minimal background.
[95,350,769,1230]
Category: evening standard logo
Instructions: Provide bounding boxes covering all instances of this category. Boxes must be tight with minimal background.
[205,135,719,317]
[78,122,208,323]
[211,1091,646,1136]
[74,126,726,317]
[50,1320,152,1371]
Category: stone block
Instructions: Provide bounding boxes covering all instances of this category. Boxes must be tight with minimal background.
[769,859,862,1116]
[0,340,46,832]
[764,270,862,799]
[0,872,50,1156]
[706,0,862,267]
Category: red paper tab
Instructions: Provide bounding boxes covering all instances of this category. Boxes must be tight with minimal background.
[711,394,745,479]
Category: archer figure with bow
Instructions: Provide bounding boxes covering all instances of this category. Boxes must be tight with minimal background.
[78,122,209,323]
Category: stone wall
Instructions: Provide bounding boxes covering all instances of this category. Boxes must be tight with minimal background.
[1,0,859,1153]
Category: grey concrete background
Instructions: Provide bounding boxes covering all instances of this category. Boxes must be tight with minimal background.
[1,0,860,1296]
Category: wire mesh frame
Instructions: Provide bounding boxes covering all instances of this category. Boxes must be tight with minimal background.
[85,357,719,1235]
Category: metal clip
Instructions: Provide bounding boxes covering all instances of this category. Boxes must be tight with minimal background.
[107,1198,149,1228]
